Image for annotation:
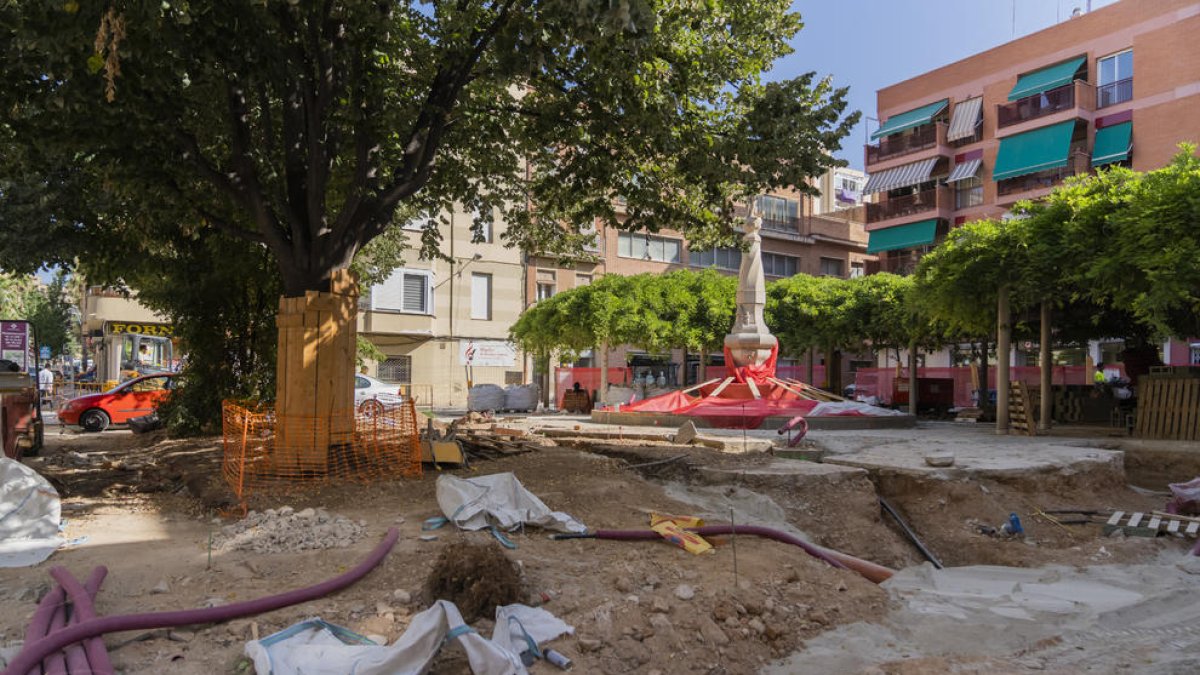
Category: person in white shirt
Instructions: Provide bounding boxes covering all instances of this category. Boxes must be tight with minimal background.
[38,365,54,402]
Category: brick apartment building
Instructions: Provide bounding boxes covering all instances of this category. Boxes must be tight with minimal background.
[863,0,1200,367]
[525,179,875,396]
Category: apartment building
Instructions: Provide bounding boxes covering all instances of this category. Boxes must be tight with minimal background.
[358,204,527,408]
[863,0,1200,365]
[863,0,1200,273]
[526,180,874,392]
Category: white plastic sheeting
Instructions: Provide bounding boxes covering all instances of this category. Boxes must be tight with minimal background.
[503,385,538,412]
[809,401,907,417]
[0,458,63,567]
[245,601,572,675]
[436,473,586,534]
[468,384,506,412]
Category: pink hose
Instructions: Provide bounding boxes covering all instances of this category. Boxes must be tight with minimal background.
[52,567,112,675]
[4,528,399,675]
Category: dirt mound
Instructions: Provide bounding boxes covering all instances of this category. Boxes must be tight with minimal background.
[424,541,524,622]
[214,506,366,553]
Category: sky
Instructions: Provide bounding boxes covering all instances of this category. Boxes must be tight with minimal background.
[777,0,1122,170]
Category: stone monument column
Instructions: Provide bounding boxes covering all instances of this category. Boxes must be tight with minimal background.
[723,212,778,369]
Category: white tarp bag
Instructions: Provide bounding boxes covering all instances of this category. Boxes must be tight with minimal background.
[468,384,506,412]
[436,473,586,534]
[244,601,572,675]
[502,385,538,412]
[0,458,64,567]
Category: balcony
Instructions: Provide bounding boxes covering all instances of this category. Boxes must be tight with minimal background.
[760,216,802,234]
[997,82,1093,129]
[996,149,1089,198]
[865,186,949,225]
[866,123,944,165]
[1096,78,1133,109]
[865,250,925,276]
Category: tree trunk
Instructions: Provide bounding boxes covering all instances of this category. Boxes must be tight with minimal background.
[1039,301,1052,432]
[978,339,989,411]
[598,341,610,406]
[996,286,1012,435]
[908,339,919,416]
[699,347,708,384]
[274,269,358,469]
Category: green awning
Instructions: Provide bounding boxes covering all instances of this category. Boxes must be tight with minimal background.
[867,219,939,254]
[1092,121,1132,167]
[870,99,949,140]
[1008,56,1085,101]
[992,120,1076,181]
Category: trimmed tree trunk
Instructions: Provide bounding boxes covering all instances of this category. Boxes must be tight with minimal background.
[996,286,1012,435]
[908,339,919,416]
[1039,301,1052,432]
[598,341,610,406]
[274,269,358,469]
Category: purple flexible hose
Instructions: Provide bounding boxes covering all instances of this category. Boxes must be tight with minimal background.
[41,591,68,675]
[52,567,112,675]
[593,525,847,569]
[4,528,399,675]
[23,586,65,656]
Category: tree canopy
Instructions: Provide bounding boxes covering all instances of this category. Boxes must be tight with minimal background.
[0,0,858,294]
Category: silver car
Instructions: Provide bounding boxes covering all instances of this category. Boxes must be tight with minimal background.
[354,374,405,414]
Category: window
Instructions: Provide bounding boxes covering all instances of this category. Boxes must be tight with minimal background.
[371,268,433,314]
[761,252,798,278]
[849,261,865,279]
[474,207,494,243]
[955,176,984,209]
[690,247,741,270]
[535,270,555,301]
[617,232,681,263]
[378,356,412,383]
[354,376,370,389]
[470,273,492,320]
[819,257,845,277]
[403,213,433,232]
[576,273,593,286]
[1191,345,1200,366]
[130,376,170,392]
[536,283,555,301]
[1097,49,1133,108]
[754,195,800,231]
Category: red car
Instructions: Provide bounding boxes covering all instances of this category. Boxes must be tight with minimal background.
[58,373,176,432]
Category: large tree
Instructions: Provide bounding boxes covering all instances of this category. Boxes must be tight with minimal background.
[0,1,857,295]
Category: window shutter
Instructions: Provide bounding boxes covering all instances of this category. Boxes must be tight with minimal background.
[402,273,427,313]
[471,273,491,320]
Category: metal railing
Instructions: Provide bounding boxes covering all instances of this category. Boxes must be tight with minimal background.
[865,251,926,276]
[997,83,1078,128]
[760,216,802,233]
[1096,78,1133,109]
[866,123,940,165]
[996,150,1089,196]
[865,186,947,224]
[396,383,434,409]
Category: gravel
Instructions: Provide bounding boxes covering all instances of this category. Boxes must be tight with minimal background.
[213,507,366,553]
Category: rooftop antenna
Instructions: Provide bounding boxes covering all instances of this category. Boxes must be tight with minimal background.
[1011,0,1016,38]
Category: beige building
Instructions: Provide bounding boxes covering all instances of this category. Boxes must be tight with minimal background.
[80,288,175,385]
[358,204,527,408]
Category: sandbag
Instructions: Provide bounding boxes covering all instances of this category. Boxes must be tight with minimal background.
[0,458,63,567]
[436,472,586,533]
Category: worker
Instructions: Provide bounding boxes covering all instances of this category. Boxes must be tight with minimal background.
[1093,364,1108,385]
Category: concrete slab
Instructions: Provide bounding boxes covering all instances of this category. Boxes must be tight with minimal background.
[697,460,868,491]
[811,423,1125,481]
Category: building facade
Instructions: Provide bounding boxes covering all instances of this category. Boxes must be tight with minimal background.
[80,288,175,386]
[863,0,1200,364]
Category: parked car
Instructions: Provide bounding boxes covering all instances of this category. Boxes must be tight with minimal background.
[354,374,404,414]
[58,373,176,432]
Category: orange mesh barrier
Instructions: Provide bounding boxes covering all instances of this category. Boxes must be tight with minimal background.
[221,399,422,507]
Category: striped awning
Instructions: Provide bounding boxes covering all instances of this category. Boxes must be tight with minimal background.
[946,97,983,142]
[863,157,939,194]
[945,159,982,183]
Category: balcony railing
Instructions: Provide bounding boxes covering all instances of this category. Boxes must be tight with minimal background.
[865,186,947,224]
[1096,78,1133,109]
[997,83,1078,128]
[761,216,802,234]
[996,150,1089,196]
[865,251,926,276]
[866,123,940,164]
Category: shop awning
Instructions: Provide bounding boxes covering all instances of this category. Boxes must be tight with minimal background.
[945,158,982,183]
[870,99,949,140]
[992,120,1076,181]
[1008,56,1086,101]
[863,157,939,194]
[946,97,983,142]
[1092,121,1132,167]
[866,219,939,254]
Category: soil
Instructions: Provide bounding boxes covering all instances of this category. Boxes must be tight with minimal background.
[2,422,1189,674]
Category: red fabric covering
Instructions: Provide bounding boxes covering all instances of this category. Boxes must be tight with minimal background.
[618,390,700,413]
[723,343,778,385]
[609,384,816,429]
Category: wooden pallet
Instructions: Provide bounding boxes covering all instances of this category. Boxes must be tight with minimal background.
[1135,374,1200,441]
[1009,381,1037,436]
[1102,510,1200,538]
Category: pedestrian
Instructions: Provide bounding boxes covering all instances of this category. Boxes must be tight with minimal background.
[38,363,55,403]
[1093,364,1107,385]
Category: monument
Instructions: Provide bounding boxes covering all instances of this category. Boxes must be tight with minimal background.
[591,210,912,430]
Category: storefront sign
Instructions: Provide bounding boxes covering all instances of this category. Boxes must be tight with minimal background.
[1,321,32,370]
[459,340,517,367]
[104,322,174,337]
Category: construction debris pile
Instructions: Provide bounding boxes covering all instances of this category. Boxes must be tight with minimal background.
[214,507,366,554]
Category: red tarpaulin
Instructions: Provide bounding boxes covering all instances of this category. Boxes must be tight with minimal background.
[723,343,778,385]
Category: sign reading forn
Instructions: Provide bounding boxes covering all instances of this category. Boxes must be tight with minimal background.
[458,340,517,367]
[104,322,174,337]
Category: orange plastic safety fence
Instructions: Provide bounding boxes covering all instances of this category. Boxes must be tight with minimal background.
[221,399,422,507]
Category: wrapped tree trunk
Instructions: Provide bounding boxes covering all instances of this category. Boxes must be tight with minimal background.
[995,286,1011,435]
[274,269,358,472]
[1039,302,1052,432]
